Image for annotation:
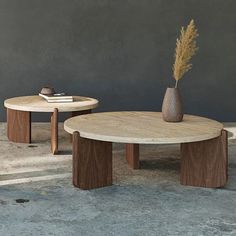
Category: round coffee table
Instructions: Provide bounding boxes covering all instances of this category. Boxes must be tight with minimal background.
[64,111,228,190]
[4,95,98,154]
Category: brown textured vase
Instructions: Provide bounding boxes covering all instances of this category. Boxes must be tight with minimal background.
[162,87,183,122]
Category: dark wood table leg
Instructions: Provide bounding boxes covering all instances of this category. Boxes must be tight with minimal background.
[7,108,31,143]
[126,144,140,169]
[180,130,228,188]
[72,131,112,190]
[51,108,58,154]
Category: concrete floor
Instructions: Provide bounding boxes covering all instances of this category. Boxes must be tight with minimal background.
[0,123,236,236]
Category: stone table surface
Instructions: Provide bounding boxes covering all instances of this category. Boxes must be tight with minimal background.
[64,111,223,144]
[4,95,98,112]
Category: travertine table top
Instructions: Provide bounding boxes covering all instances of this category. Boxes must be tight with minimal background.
[4,95,98,112]
[64,111,223,144]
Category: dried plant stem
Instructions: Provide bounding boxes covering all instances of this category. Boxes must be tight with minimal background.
[173,19,198,88]
[175,80,178,88]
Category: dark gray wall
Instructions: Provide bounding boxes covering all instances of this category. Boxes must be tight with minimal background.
[0,0,235,121]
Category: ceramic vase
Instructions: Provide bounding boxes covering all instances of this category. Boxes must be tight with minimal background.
[162,87,183,122]
[40,87,55,95]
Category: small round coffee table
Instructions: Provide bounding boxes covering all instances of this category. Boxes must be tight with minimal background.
[64,111,228,190]
[4,95,98,154]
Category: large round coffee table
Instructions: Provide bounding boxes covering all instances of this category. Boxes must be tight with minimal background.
[64,111,228,190]
[4,95,98,154]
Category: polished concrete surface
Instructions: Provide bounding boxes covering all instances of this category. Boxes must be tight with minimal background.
[0,123,236,236]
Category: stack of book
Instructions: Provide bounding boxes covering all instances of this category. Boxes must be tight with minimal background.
[39,93,74,103]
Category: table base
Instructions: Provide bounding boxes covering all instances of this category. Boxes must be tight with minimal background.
[7,109,31,143]
[72,130,228,190]
[126,144,139,169]
[72,132,112,190]
[51,108,58,154]
[7,108,91,154]
[180,130,228,188]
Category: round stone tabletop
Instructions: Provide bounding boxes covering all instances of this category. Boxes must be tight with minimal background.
[64,111,223,144]
[4,95,99,112]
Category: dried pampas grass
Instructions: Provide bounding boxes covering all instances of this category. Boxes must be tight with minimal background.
[173,19,198,88]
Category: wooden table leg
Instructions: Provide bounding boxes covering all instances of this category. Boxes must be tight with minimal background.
[180,130,228,188]
[126,144,139,169]
[51,108,58,154]
[72,131,112,190]
[7,108,31,143]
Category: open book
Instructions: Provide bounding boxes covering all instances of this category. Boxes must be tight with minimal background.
[39,93,74,103]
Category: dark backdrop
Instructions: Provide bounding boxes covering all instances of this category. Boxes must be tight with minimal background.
[0,0,235,121]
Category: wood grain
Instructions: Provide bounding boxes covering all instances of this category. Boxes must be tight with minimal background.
[180,130,228,188]
[7,108,31,143]
[51,108,58,154]
[72,131,112,190]
[72,132,80,187]
[126,144,139,169]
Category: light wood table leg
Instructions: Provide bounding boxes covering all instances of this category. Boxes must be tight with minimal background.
[180,130,228,188]
[72,131,112,190]
[7,108,31,143]
[126,144,139,169]
[51,108,58,154]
